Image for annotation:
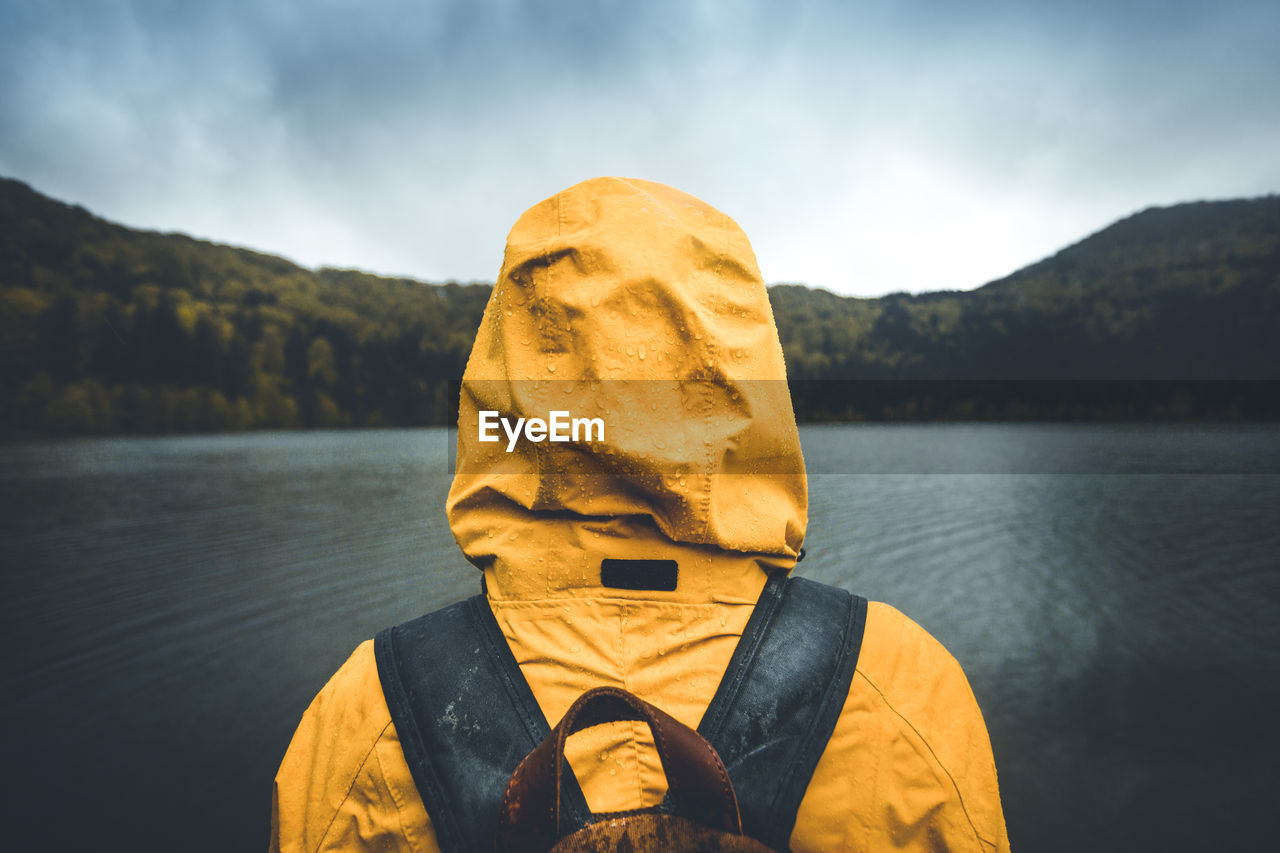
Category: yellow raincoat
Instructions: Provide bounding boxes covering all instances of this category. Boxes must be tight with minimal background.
[270,178,1009,852]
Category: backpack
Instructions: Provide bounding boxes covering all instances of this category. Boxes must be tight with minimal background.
[496,685,776,852]
[375,574,867,852]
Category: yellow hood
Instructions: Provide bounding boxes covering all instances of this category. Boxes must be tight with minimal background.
[446,177,806,603]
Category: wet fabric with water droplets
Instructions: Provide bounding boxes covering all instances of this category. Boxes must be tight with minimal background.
[269,177,1010,853]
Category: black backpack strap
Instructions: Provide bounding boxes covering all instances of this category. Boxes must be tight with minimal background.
[697,575,868,851]
[374,595,591,853]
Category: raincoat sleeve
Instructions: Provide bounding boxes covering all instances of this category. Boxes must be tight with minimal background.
[794,601,1011,852]
[269,640,441,853]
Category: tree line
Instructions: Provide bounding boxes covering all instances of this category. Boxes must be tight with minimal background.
[2,177,1277,435]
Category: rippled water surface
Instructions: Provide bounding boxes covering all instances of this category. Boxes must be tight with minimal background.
[2,425,1277,851]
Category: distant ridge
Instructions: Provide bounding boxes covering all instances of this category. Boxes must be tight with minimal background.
[2,176,1278,433]
[772,195,1280,379]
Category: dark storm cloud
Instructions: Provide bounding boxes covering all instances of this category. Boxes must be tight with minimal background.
[1,0,1277,294]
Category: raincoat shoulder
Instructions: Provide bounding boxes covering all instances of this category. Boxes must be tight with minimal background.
[794,601,1010,851]
[269,641,439,853]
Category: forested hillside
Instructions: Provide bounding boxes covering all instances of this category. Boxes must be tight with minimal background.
[772,196,1280,382]
[2,177,1277,434]
[771,196,1280,419]
[0,178,489,434]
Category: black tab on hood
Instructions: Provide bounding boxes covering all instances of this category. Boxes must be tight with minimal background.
[601,558,678,591]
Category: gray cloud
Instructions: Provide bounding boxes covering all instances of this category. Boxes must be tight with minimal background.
[2,0,1277,295]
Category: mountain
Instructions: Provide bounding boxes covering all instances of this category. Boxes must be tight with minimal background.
[772,196,1280,381]
[0,177,491,434]
[770,195,1280,419]
[2,177,1277,434]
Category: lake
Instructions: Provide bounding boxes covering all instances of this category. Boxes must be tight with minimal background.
[2,425,1278,851]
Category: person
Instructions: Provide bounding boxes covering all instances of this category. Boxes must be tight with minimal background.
[269,177,1010,852]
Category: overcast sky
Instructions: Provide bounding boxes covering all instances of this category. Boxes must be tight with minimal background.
[2,0,1277,297]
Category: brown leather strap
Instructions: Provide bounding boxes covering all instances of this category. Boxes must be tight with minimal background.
[496,687,743,852]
